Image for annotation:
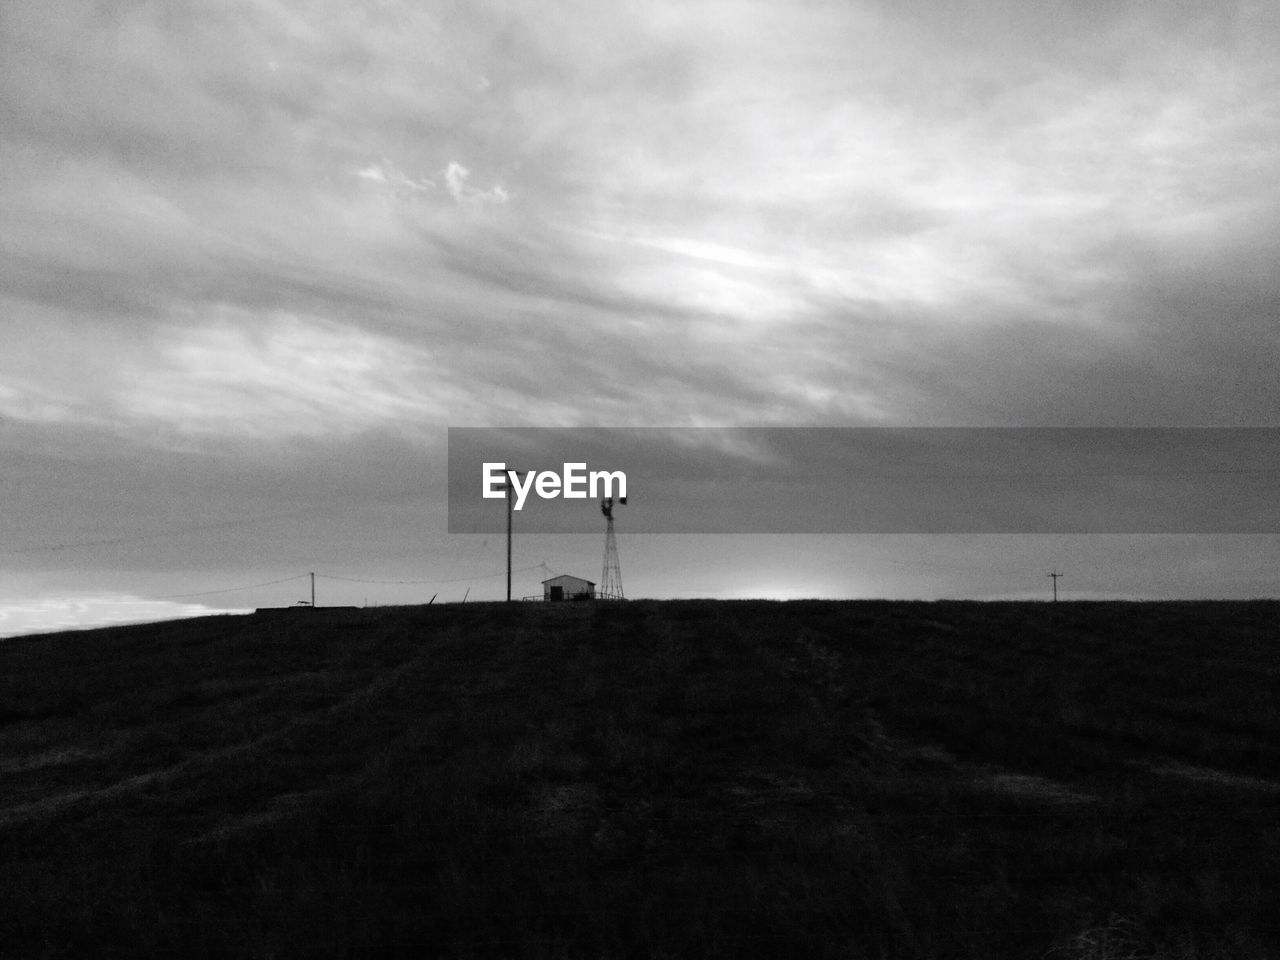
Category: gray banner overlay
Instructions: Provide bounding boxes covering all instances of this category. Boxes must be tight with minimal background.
[447,428,1280,534]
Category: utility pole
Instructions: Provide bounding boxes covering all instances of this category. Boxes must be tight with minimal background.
[1048,570,1062,602]
[504,467,524,603]
[310,571,315,608]
[507,479,513,601]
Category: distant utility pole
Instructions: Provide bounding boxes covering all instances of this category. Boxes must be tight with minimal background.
[1048,570,1063,602]
[310,571,315,608]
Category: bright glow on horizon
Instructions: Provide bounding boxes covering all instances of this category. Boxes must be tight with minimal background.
[0,595,246,640]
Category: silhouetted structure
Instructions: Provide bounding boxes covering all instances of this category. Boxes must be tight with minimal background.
[600,496,626,600]
[542,574,595,601]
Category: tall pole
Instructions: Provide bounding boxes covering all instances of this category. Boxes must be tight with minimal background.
[1048,570,1062,602]
[310,571,315,607]
[506,478,513,602]
[505,467,521,603]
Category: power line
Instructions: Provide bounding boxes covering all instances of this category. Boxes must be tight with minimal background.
[152,564,548,600]
[153,578,311,601]
[315,564,544,586]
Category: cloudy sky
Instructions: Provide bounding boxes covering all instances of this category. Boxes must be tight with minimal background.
[3,0,1279,635]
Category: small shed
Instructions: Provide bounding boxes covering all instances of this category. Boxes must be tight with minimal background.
[542,574,595,601]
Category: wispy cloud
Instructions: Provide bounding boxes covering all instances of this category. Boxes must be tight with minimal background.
[5,0,1278,435]
[356,161,436,193]
[443,161,509,205]
[119,311,444,438]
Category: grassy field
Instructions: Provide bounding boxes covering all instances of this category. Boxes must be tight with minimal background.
[1,599,1277,959]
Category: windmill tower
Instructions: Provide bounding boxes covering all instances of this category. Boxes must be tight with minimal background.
[599,496,626,600]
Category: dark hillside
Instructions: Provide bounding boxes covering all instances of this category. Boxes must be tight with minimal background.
[1,600,1277,959]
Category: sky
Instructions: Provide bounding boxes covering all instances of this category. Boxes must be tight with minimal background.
[3,0,1279,636]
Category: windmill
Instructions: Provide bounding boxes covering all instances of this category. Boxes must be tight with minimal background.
[599,495,627,600]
